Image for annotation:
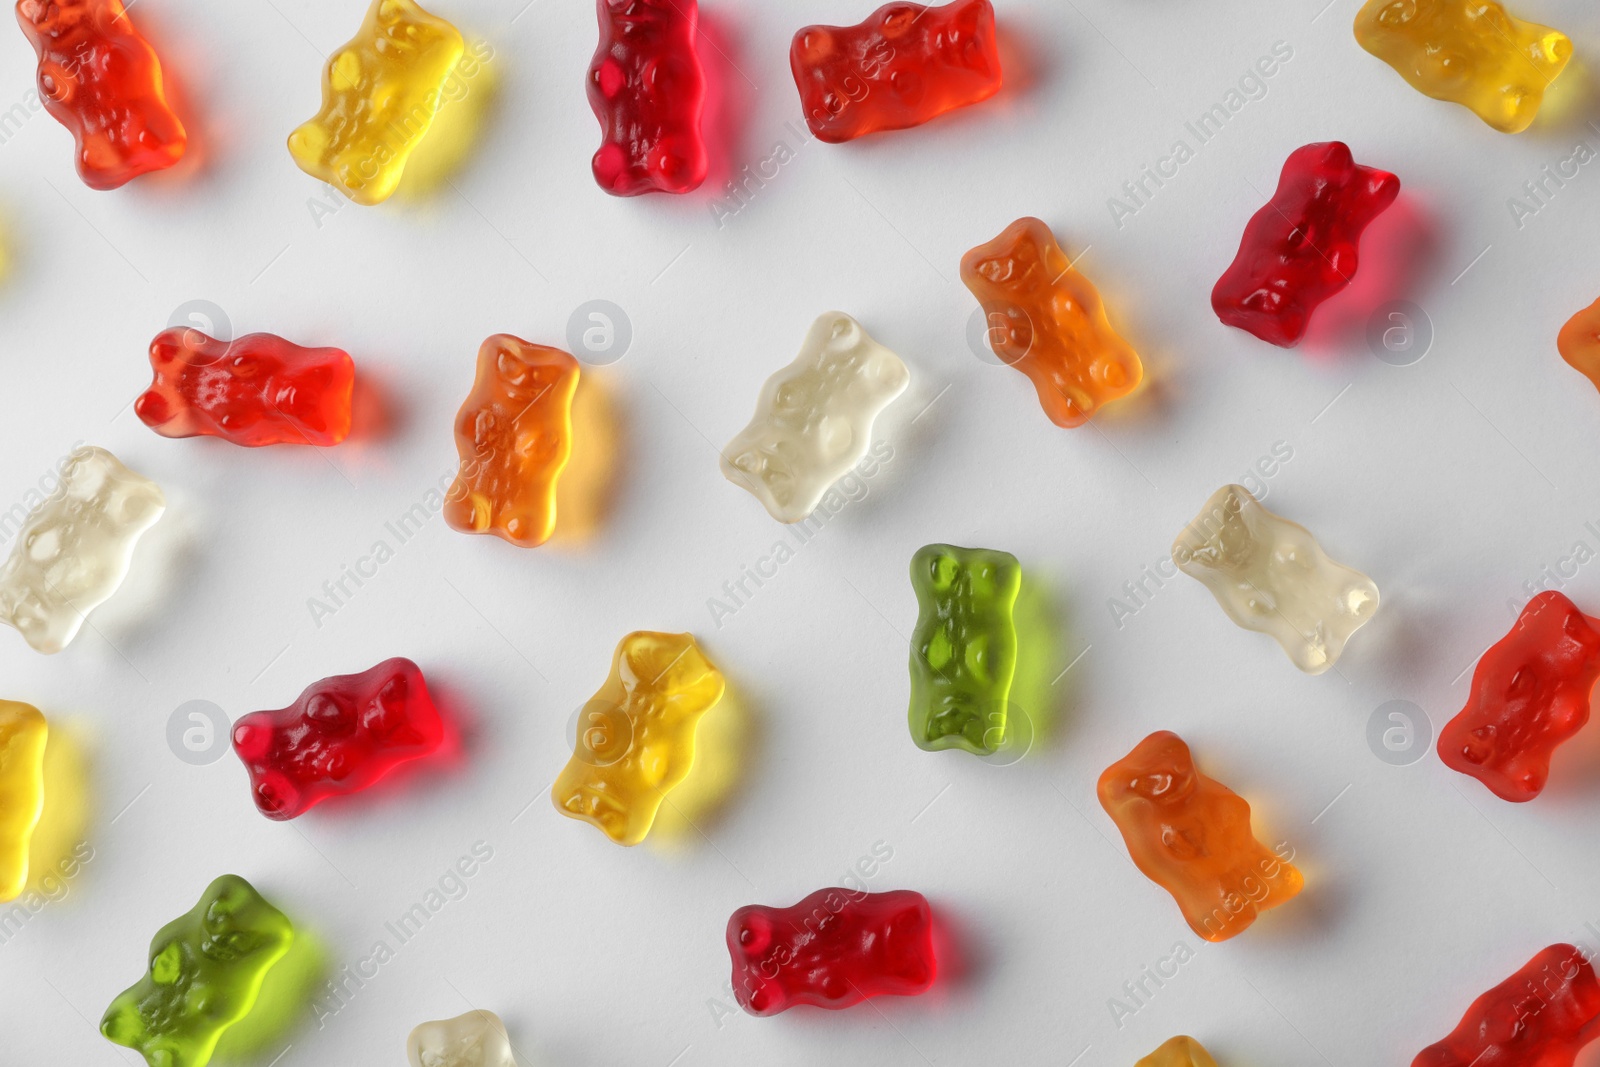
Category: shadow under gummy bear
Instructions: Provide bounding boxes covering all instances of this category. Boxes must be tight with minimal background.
[550,370,627,550]
[1010,570,1076,755]
[1297,191,1440,360]
[648,674,760,849]
[26,720,91,899]
[207,925,327,1064]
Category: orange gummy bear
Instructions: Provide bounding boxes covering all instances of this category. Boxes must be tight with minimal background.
[961,216,1142,428]
[444,335,579,548]
[1098,731,1303,942]
[1558,296,1600,394]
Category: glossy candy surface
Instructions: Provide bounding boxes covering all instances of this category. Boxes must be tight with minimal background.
[721,313,908,523]
[1558,296,1600,395]
[1099,731,1303,942]
[1173,484,1378,674]
[1354,0,1570,134]
[100,875,293,1067]
[0,701,46,902]
[961,216,1142,427]
[15,0,186,189]
[231,658,443,820]
[407,1009,517,1067]
[587,0,706,195]
[1212,142,1399,347]
[444,336,579,549]
[791,0,1001,143]
[727,888,935,1015]
[552,632,724,846]
[136,329,355,447]
[1413,944,1600,1066]
[1137,1037,1221,1067]
[1438,591,1600,802]
[288,0,465,205]
[0,446,165,655]
[907,543,1020,756]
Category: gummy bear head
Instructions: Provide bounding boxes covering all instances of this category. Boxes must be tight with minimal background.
[1098,731,1200,810]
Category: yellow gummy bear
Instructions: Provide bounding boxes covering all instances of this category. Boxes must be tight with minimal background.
[552,632,725,846]
[1353,0,1571,134]
[288,0,465,205]
[0,701,47,902]
[1136,1036,1220,1067]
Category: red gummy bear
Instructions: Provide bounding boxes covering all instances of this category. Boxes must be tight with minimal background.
[231,658,443,821]
[1413,945,1600,1067]
[790,0,1002,144]
[587,0,707,196]
[15,0,187,190]
[136,329,355,447]
[726,888,936,1015]
[1439,591,1600,803]
[1212,141,1398,348]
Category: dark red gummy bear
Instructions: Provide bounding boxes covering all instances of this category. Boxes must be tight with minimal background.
[136,329,355,447]
[726,888,935,1015]
[790,0,1002,144]
[1439,591,1600,803]
[1413,944,1600,1067]
[15,0,187,190]
[1211,141,1398,348]
[586,0,706,196]
[232,658,443,820]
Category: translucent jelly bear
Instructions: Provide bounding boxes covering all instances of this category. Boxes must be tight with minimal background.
[136,329,355,447]
[1558,296,1600,396]
[587,0,707,195]
[727,888,936,1014]
[1212,142,1399,348]
[407,1009,518,1067]
[1099,731,1303,942]
[1137,1037,1220,1067]
[101,874,294,1067]
[961,216,1143,427]
[444,336,579,549]
[790,0,1002,143]
[721,313,908,524]
[1172,484,1378,674]
[0,445,165,654]
[1413,944,1600,1066]
[15,0,187,189]
[1439,591,1600,802]
[0,701,47,902]
[907,543,1021,756]
[1354,0,1571,134]
[231,658,444,820]
[287,0,465,205]
[552,632,724,846]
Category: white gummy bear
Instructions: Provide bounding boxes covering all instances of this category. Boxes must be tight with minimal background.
[407,1009,517,1067]
[721,312,909,523]
[0,446,165,654]
[1172,484,1378,674]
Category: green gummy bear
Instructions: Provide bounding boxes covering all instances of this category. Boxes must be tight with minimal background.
[907,543,1021,755]
[100,874,293,1067]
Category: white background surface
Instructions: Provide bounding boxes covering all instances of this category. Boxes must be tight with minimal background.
[2,0,1600,1064]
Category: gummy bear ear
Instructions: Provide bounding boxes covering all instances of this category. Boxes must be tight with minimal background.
[824,315,860,349]
[149,329,187,365]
